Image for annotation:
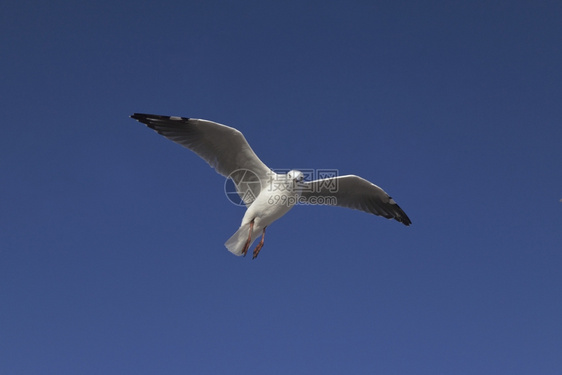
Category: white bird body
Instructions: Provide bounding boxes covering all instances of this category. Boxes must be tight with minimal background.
[131,113,411,259]
[225,171,303,255]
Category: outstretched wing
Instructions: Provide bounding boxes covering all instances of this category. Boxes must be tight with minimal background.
[300,175,411,225]
[131,113,272,205]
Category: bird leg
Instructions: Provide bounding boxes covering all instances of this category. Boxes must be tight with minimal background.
[252,227,267,259]
[241,219,254,257]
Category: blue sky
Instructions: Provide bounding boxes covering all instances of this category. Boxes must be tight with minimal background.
[1,1,561,373]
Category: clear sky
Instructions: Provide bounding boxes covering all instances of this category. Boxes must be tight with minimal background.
[1,1,561,374]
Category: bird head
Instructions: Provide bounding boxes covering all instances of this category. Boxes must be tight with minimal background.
[287,170,304,183]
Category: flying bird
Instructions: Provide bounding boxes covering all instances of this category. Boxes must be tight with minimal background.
[131,113,411,259]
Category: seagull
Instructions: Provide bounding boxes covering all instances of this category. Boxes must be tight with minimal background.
[131,113,411,259]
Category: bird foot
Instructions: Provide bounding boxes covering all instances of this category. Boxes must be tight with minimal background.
[252,243,264,259]
[252,227,267,259]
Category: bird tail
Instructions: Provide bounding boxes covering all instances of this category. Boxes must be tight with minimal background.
[225,223,254,256]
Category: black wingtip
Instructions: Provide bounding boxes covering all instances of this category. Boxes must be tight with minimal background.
[130,113,158,121]
[397,212,412,226]
[130,113,191,123]
[400,217,412,226]
[391,201,412,226]
[130,113,150,123]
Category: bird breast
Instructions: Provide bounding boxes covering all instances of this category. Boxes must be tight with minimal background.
[241,181,301,228]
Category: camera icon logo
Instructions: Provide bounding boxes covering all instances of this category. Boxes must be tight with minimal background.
[224,169,263,206]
